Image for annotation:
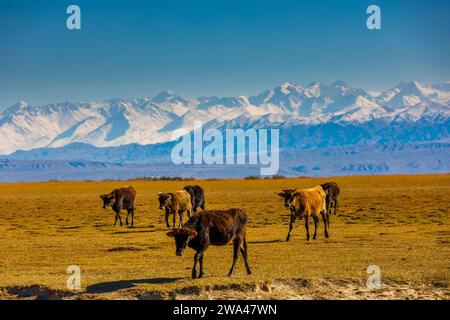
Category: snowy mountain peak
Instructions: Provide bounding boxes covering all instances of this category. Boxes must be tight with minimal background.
[331,80,350,88]
[279,81,302,93]
[3,100,28,114]
[152,90,186,104]
[0,80,448,155]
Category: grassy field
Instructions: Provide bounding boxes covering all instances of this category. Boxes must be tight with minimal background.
[0,174,449,299]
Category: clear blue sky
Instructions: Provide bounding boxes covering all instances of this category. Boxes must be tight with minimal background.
[0,0,449,110]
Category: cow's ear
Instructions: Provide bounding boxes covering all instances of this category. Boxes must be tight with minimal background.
[189,230,198,237]
[158,192,162,195]
[278,192,285,198]
[166,231,175,237]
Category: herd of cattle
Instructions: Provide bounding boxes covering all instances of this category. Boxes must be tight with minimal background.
[100,182,340,279]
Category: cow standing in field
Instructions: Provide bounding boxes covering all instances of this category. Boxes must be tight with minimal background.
[321,182,340,219]
[287,186,328,241]
[183,185,206,213]
[166,209,252,279]
[158,190,193,228]
[100,186,136,226]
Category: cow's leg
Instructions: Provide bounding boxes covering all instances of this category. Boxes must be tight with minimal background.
[125,209,130,226]
[114,210,121,226]
[335,200,338,215]
[164,209,171,228]
[327,212,331,228]
[198,252,205,278]
[172,211,177,228]
[200,202,205,210]
[321,211,329,239]
[130,208,135,226]
[304,215,310,241]
[118,213,123,226]
[286,212,296,242]
[192,251,201,279]
[178,211,183,228]
[313,215,319,240]
[228,237,242,277]
[326,200,331,217]
[240,237,252,275]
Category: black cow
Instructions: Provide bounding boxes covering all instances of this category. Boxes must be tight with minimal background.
[183,185,206,213]
[167,209,251,279]
[100,186,136,226]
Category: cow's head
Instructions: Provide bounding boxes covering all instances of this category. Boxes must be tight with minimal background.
[166,227,198,256]
[100,193,115,209]
[183,185,194,195]
[278,189,295,208]
[158,192,172,210]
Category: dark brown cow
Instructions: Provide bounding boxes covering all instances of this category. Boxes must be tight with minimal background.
[183,185,206,213]
[100,186,136,226]
[166,209,252,279]
[321,182,340,216]
[158,190,193,228]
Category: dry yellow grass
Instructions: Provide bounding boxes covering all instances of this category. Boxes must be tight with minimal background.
[0,174,449,299]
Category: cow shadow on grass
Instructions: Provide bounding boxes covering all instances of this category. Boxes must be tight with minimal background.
[248,239,283,244]
[86,277,182,294]
[111,227,166,235]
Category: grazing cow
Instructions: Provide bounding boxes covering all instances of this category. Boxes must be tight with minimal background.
[100,186,136,226]
[158,190,193,228]
[183,185,206,213]
[288,186,328,241]
[166,209,252,279]
[321,182,340,216]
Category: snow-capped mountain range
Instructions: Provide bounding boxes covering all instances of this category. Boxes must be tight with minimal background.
[1,80,449,155]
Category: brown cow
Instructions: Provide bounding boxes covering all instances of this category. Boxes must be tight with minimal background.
[288,186,328,241]
[158,190,193,228]
[100,186,136,226]
[166,209,252,279]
